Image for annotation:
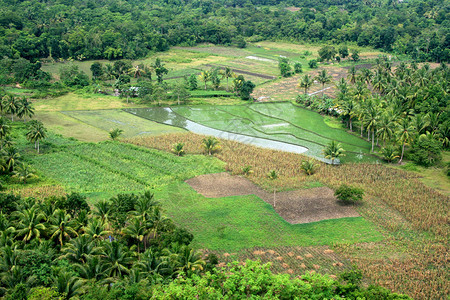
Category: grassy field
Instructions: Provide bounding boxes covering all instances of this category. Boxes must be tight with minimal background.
[166,103,377,162]
[158,182,383,251]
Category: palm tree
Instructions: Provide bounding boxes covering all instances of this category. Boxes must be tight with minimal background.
[122,216,149,253]
[198,71,210,90]
[221,67,234,91]
[202,136,220,155]
[82,217,111,240]
[148,207,173,242]
[74,255,108,281]
[381,145,399,163]
[52,269,83,299]
[101,241,133,278]
[315,70,333,96]
[377,113,396,147]
[347,66,357,84]
[26,120,47,153]
[360,68,373,85]
[94,200,111,223]
[2,95,19,121]
[298,74,314,95]
[13,206,46,243]
[48,209,79,247]
[323,140,345,165]
[62,235,100,264]
[364,101,380,152]
[339,97,356,131]
[12,163,37,184]
[16,97,34,122]
[109,128,123,141]
[175,246,205,276]
[301,160,317,175]
[0,117,10,139]
[172,142,184,156]
[1,147,20,172]
[267,170,278,207]
[396,118,415,163]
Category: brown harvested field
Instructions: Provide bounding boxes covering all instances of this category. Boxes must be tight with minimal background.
[186,172,359,224]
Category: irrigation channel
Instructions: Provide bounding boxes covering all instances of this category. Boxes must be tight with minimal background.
[124,107,335,164]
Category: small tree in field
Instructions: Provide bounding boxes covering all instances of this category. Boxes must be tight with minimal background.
[335,184,364,205]
[109,128,123,141]
[323,140,345,165]
[203,137,220,155]
[267,170,278,207]
[301,160,318,175]
[172,143,185,156]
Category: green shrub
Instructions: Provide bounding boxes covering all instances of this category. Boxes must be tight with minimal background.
[308,59,318,68]
[334,184,364,205]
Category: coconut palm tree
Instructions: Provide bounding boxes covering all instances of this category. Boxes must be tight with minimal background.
[62,235,100,264]
[301,160,318,175]
[82,217,111,241]
[1,147,20,172]
[298,74,314,95]
[148,207,173,242]
[175,246,205,276]
[94,200,111,224]
[12,163,36,184]
[13,206,46,244]
[381,145,399,163]
[315,70,333,96]
[221,67,234,91]
[48,209,79,247]
[16,97,34,122]
[26,120,47,153]
[109,128,123,141]
[0,117,10,140]
[347,66,357,84]
[1,95,19,122]
[52,269,83,299]
[323,140,345,165]
[396,118,415,163]
[377,113,396,147]
[123,216,149,253]
[202,136,219,155]
[267,170,278,207]
[172,142,184,156]
[101,241,133,278]
[74,255,108,281]
[364,101,380,152]
[198,70,210,90]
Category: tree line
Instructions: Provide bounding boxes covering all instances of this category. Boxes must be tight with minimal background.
[0,0,447,62]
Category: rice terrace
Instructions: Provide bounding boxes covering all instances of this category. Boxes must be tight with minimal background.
[0,1,449,297]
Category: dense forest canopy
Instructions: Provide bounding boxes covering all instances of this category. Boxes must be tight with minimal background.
[0,0,448,62]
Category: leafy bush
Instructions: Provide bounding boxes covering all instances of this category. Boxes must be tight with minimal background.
[308,59,318,68]
[334,184,364,205]
[409,134,442,167]
[301,160,318,175]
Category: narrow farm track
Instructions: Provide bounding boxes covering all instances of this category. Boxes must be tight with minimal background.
[203,64,276,79]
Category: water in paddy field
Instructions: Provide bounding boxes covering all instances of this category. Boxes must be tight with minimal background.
[123,107,310,155]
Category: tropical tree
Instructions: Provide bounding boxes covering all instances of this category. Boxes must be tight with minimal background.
[221,67,234,91]
[83,217,110,240]
[12,163,36,184]
[267,170,278,207]
[48,209,79,246]
[347,66,357,84]
[109,128,123,141]
[16,97,34,122]
[152,58,168,83]
[13,206,46,243]
[172,142,184,156]
[315,69,333,96]
[202,137,219,155]
[298,74,314,95]
[381,145,399,163]
[122,216,149,253]
[175,246,205,276]
[364,101,380,152]
[2,95,19,121]
[62,235,100,264]
[198,71,210,90]
[396,118,415,163]
[301,160,318,175]
[1,147,20,172]
[52,269,83,299]
[323,140,345,165]
[0,117,10,140]
[101,241,133,278]
[26,120,47,153]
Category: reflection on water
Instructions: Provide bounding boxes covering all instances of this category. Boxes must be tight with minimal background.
[124,107,308,155]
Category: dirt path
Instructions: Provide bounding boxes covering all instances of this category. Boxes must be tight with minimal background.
[186,172,359,224]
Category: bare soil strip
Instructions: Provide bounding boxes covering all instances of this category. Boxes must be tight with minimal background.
[186,172,359,224]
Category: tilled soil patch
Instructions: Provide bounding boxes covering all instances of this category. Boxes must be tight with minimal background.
[186,172,359,224]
